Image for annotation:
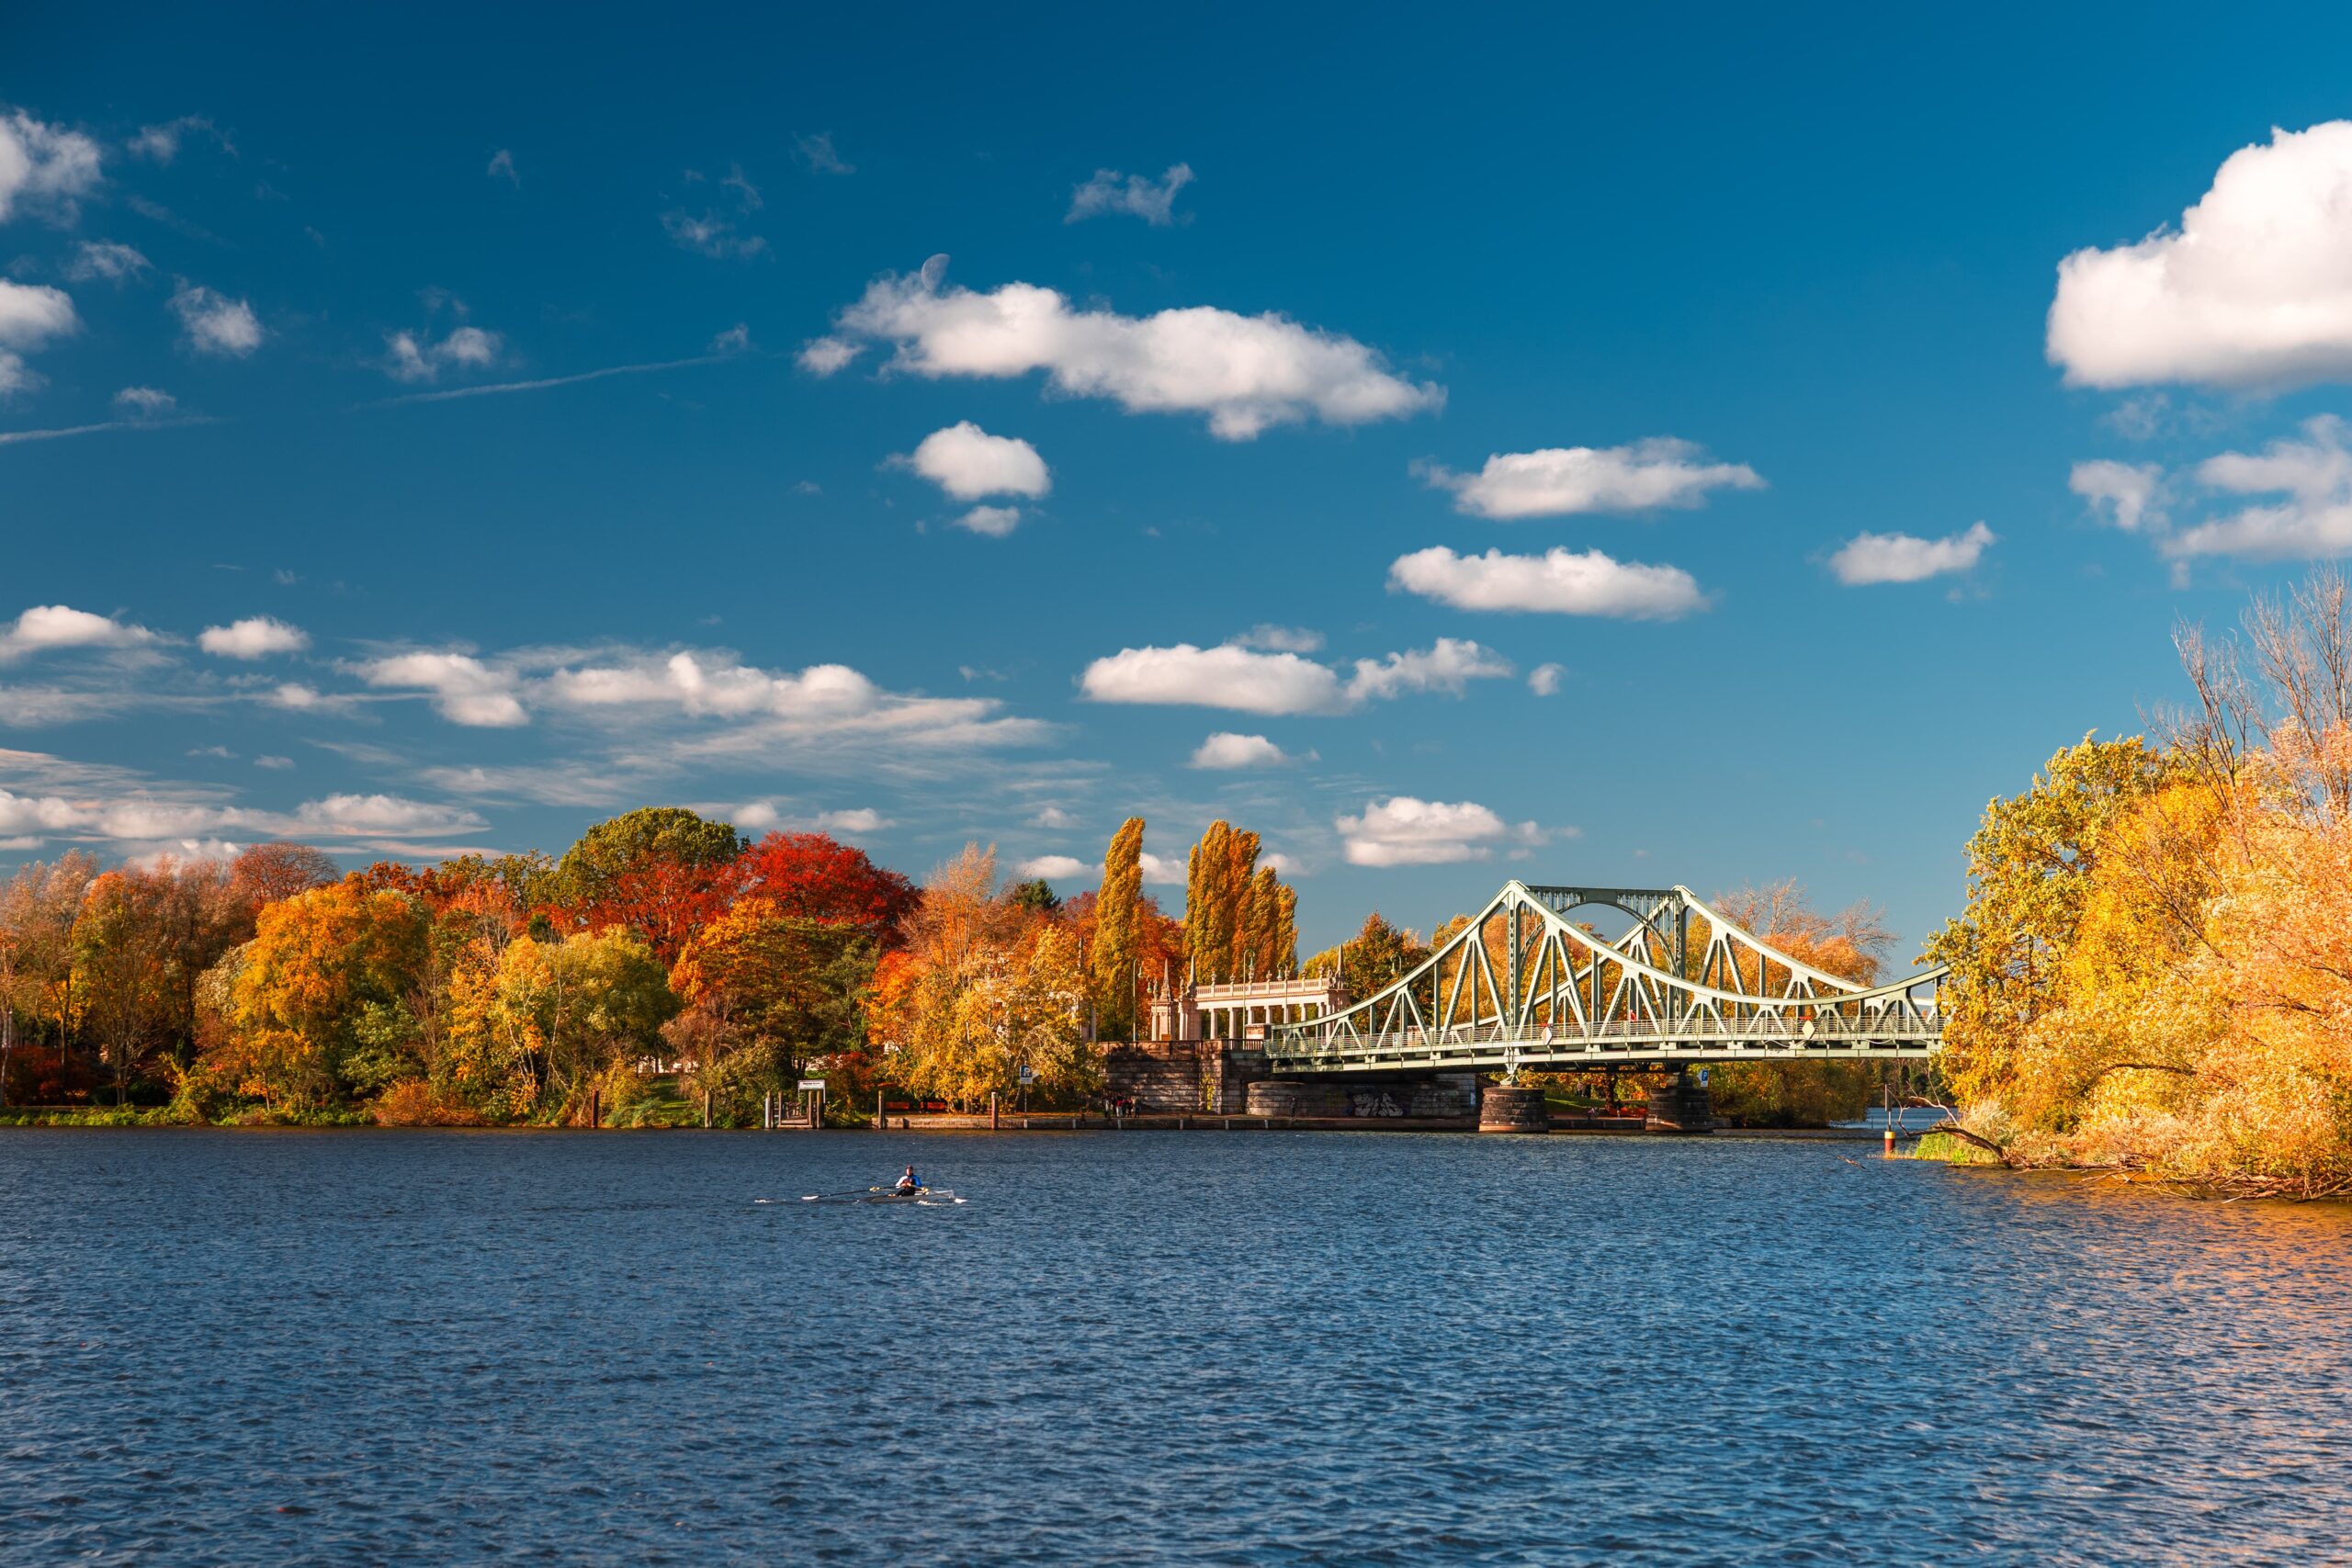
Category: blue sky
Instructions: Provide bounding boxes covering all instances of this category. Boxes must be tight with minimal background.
[7,3,2352,957]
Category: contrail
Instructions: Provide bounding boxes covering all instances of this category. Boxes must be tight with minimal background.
[0,415,215,446]
[363,352,736,407]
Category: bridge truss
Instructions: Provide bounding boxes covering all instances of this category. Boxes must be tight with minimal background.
[1266,882,1945,1075]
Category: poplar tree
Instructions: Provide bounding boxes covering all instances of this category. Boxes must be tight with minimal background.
[1239,864,1281,978]
[1092,818,1145,1039]
[1185,821,1237,982]
[1224,829,1261,977]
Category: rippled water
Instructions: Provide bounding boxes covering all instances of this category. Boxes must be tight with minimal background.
[6,1129,2352,1565]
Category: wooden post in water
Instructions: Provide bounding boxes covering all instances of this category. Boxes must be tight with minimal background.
[876,1089,885,1130]
[989,1091,1001,1131]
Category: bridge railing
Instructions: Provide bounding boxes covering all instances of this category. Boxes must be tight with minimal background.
[1271,1010,1942,1056]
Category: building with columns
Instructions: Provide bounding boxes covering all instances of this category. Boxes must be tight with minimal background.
[1147,975,1351,1044]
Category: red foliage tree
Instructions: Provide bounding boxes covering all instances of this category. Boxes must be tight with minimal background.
[732,833,918,947]
[229,842,340,908]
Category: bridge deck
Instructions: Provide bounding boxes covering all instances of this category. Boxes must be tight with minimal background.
[1267,1018,1940,1074]
[1267,1038,1939,1073]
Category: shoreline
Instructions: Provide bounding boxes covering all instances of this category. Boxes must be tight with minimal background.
[2,1109,1900,1139]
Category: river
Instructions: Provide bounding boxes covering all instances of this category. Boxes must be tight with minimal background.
[5,1129,2349,1564]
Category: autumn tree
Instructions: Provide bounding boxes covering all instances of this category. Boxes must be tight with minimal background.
[868,844,1099,1108]
[216,880,433,1110]
[1306,912,1427,999]
[0,853,97,1101]
[1922,734,2175,1109]
[1181,820,1296,983]
[484,930,676,1118]
[230,841,341,908]
[1091,818,1145,1039]
[548,807,744,964]
[733,831,918,945]
[668,897,875,1113]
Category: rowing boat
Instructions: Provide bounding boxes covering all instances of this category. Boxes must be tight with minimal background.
[794,1186,963,1205]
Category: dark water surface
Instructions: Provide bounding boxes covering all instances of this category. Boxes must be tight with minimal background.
[6,1130,2352,1565]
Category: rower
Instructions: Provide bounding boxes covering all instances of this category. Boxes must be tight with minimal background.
[895,1165,920,1193]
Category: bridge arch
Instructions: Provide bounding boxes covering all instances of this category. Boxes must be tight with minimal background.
[1270,881,1945,1074]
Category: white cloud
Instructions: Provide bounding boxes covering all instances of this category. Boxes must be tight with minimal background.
[2071,460,2166,533]
[0,604,157,659]
[0,278,79,397]
[1827,522,1996,585]
[1338,796,1544,867]
[662,209,764,260]
[1082,637,1510,715]
[1190,732,1293,769]
[902,421,1051,500]
[797,335,862,376]
[1067,163,1194,226]
[955,505,1023,536]
[199,616,309,659]
[710,322,752,355]
[1016,853,1094,880]
[2050,121,2352,389]
[486,149,518,186]
[127,116,226,165]
[1084,644,1342,715]
[1418,439,1764,519]
[1388,546,1708,619]
[1138,851,1185,884]
[522,647,1047,759]
[113,386,175,417]
[1345,638,1514,701]
[0,109,102,222]
[2166,415,2352,559]
[294,793,485,836]
[736,800,891,834]
[796,132,854,175]
[385,324,501,382]
[356,652,529,728]
[170,283,262,355]
[1234,624,1323,653]
[0,750,484,857]
[1527,662,1564,696]
[832,258,1442,440]
[1032,805,1080,829]
[67,241,149,283]
[254,754,292,770]
[267,682,344,713]
[0,283,74,348]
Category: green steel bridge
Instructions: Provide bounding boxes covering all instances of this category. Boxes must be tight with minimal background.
[1264,881,1947,1076]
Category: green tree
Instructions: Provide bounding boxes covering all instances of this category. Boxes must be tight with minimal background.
[1006,878,1061,913]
